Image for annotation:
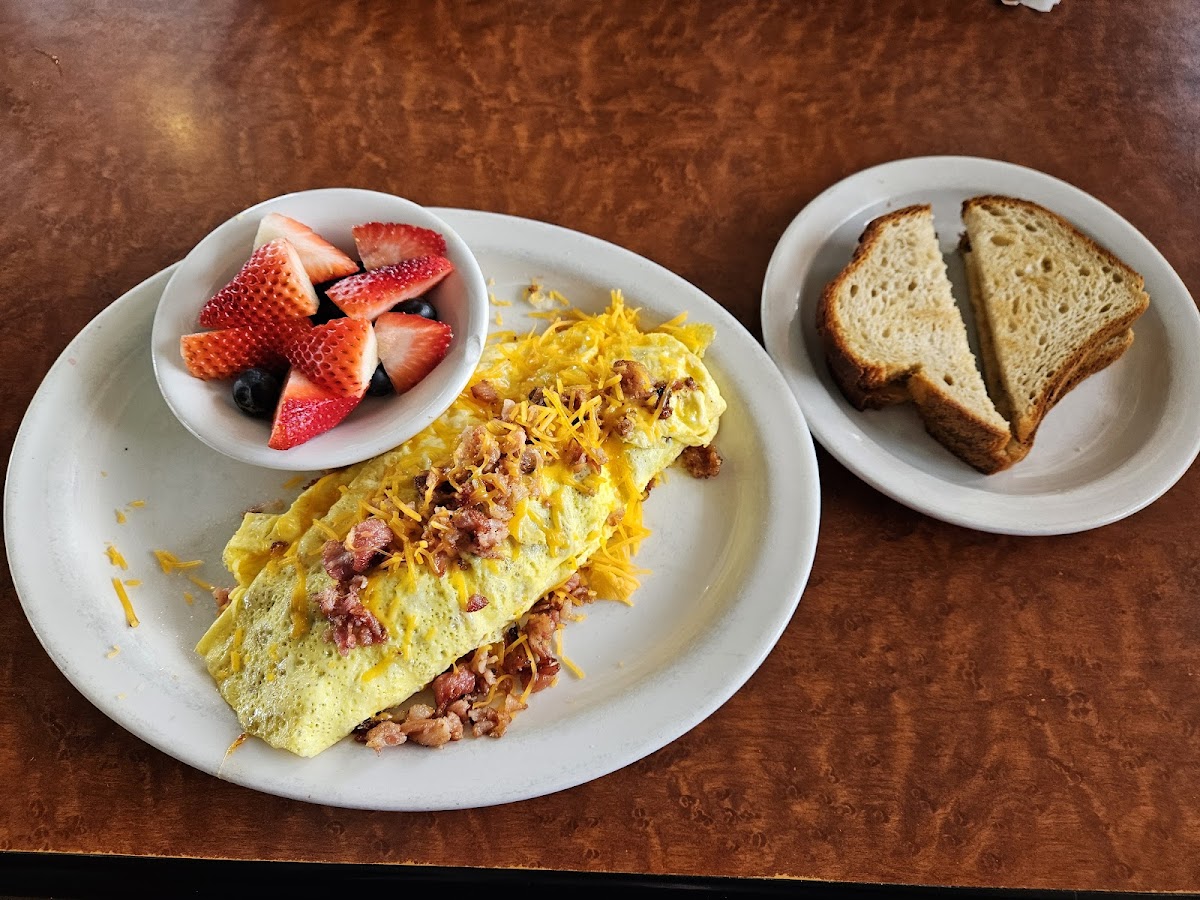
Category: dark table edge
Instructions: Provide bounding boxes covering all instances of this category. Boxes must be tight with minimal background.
[0,852,1170,898]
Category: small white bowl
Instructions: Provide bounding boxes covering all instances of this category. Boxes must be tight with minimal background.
[151,188,488,471]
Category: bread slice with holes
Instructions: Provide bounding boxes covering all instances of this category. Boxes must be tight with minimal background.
[818,205,1020,473]
[960,196,1149,446]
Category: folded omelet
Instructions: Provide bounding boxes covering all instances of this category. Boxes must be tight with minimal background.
[196,296,725,757]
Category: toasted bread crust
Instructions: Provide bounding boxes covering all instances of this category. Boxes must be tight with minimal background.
[961,196,1149,448]
[1053,330,1133,404]
[817,205,933,408]
[818,205,1017,473]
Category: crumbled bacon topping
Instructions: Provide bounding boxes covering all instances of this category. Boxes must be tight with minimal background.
[213,587,232,612]
[362,703,465,750]
[613,358,654,401]
[680,443,722,479]
[315,575,387,656]
[321,540,355,583]
[344,517,393,572]
[470,380,500,403]
[361,570,601,750]
[465,593,489,612]
[432,666,477,714]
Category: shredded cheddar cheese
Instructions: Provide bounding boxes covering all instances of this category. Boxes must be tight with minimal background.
[112,578,139,627]
[114,509,126,525]
[188,574,215,592]
[153,549,204,574]
[106,645,121,659]
[105,544,127,570]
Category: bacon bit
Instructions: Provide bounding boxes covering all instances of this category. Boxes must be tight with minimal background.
[432,666,477,714]
[519,447,542,474]
[524,612,557,662]
[213,587,232,612]
[363,703,465,750]
[469,693,526,738]
[316,576,387,655]
[613,359,654,401]
[606,507,626,527]
[530,658,560,693]
[344,517,393,572]
[470,380,500,403]
[465,593,489,612]
[565,439,606,475]
[672,376,697,392]
[270,540,288,556]
[321,539,355,582]
[362,720,407,749]
[680,443,723,479]
[449,507,509,558]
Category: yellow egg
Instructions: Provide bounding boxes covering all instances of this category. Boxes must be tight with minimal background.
[196,296,725,757]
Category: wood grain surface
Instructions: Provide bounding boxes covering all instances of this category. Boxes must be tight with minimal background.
[3,0,1199,891]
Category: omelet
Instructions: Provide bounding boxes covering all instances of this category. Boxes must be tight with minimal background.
[196,295,725,757]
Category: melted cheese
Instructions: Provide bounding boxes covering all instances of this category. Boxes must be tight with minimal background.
[199,293,725,757]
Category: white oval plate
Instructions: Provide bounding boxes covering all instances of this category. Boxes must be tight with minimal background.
[762,156,1200,535]
[5,210,819,810]
[151,188,489,471]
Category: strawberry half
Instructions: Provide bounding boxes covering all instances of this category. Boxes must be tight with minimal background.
[353,222,447,270]
[180,317,313,380]
[324,256,454,320]
[254,213,359,284]
[268,369,362,450]
[284,317,377,398]
[374,313,453,394]
[199,238,319,328]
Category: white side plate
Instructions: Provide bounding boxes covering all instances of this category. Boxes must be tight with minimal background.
[762,156,1200,535]
[5,210,820,810]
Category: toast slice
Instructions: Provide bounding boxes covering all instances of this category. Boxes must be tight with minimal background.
[817,205,1019,473]
[961,196,1149,447]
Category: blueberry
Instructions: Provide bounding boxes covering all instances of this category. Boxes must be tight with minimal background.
[367,363,394,397]
[232,368,282,418]
[311,290,347,325]
[391,297,438,320]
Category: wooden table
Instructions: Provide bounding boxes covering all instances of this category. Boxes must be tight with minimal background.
[2,0,1198,892]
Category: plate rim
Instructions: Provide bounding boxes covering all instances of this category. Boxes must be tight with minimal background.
[761,154,1200,536]
[6,210,820,810]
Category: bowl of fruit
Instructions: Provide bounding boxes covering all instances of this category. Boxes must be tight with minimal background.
[151,188,489,470]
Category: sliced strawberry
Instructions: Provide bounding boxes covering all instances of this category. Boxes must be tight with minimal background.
[374,313,453,394]
[254,213,359,284]
[353,222,447,270]
[283,317,377,398]
[199,238,319,328]
[324,256,454,320]
[268,369,362,450]
[180,317,313,380]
